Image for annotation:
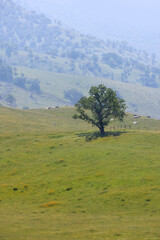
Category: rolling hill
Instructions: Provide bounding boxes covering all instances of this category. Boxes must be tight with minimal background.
[0,106,160,239]
[0,0,160,118]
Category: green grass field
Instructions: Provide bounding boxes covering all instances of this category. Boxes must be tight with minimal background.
[0,106,160,239]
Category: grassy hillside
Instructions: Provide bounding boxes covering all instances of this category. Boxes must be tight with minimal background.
[0,107,160,239]
[1,66,160,118]
[0,106,160,135]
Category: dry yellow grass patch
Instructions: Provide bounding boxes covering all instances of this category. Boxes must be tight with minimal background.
[48,190,56,195]
[96,172,105,177]
[1,184,11,187]
[7,169,18,176]
[41,201,60,208]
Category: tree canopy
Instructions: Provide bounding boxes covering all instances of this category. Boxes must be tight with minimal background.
[73,84,126,135]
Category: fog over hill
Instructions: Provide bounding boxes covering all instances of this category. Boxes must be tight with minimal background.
[15,0,160,55]
[0,0,160,117]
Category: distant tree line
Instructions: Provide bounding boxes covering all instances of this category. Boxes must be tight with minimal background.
[0,59,41,94]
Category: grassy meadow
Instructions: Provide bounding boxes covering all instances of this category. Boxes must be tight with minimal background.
[0,106,160,239]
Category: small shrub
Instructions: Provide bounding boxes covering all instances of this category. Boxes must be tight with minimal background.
[64,89,83,104]
[5,94,16,106]
[66,188,72,191]
[23,106,29,110]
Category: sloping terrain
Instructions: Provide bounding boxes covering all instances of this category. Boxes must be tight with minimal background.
[0,106,160,239]
[1,67,160,118]
[14,0,160,55]
[0,0,160,117]
[1,0,160,85]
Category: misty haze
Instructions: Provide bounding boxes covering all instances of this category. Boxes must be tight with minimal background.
[16,0,160,54]
[0,0,160,117]
[0,1,160,239]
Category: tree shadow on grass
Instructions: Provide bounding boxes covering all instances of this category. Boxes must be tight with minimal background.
[77,131,127,142]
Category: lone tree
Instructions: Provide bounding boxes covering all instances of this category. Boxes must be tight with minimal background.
[73,84,126,135]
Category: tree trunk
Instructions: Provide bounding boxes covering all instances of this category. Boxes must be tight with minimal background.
[100,125,105,135]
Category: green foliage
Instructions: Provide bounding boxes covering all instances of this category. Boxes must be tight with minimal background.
[64,89,83,104]
[102,52,123,68]
[0,59,13,83]
[22,106,29,110]
[14,76,27,89]
[5,94,16,106]
[73,84,126,134]
[28,79,41,94]
[140,72,158,88]
[67,50,86,60]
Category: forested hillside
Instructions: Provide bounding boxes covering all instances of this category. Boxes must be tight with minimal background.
[0,0,160,117]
